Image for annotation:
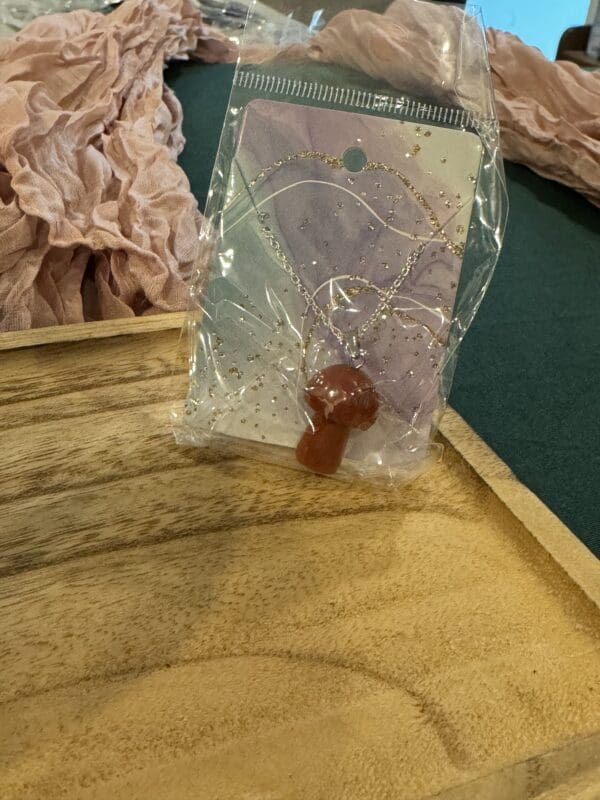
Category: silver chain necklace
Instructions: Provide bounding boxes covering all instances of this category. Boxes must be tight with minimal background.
[259,221,428,362]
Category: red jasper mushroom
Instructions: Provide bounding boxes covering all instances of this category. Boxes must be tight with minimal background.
[296,364,379,475]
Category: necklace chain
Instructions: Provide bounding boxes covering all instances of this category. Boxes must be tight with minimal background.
[228,148,460,361]
[260,222,428,358]
[227,149,464,258]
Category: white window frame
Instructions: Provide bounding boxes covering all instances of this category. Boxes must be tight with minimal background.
[588,0,600,23]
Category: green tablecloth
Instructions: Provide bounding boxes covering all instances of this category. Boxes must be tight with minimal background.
[166,62,600,558]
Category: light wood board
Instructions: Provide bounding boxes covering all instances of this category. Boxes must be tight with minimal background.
[0,312,188,352]
[0,328,599,800]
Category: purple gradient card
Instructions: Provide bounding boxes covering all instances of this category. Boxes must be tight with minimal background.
[201,99,483,475]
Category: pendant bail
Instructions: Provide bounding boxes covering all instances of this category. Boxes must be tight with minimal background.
[346,333,365,369]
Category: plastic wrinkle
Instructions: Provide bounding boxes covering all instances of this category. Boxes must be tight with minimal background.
[174,0,507,485]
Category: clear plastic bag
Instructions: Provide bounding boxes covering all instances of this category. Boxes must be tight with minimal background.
[0,0,119,30]
[175,0,508,483]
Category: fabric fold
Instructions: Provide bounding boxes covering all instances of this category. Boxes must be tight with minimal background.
[1,0,598,331]
[0,0,234,331]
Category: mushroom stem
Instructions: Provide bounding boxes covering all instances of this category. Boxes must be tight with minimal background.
[296,414,350,476]
[295,364,380,476]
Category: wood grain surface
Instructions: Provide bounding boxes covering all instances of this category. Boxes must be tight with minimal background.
[1,329,599,800]
[0,312,188,352]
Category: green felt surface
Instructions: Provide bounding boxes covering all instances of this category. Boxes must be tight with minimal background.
[166,61,600,557]
[453,162,600,558]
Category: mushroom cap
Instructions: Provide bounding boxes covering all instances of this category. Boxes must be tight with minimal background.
[305,364,379,430]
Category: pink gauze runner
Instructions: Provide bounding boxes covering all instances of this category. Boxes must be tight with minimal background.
[2,0,598,331]
[0,0,233,331]
[305,1,600,207]
[484,26,600,207]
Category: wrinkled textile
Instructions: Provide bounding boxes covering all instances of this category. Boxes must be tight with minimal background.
[485,28,600,207]
[2,0,599,330]
[306,1,600,207]
[307,4,491,116]
[0,0,233,330]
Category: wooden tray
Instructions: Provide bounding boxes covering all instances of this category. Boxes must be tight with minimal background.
[0,320,598,800]
[0,313,188,352]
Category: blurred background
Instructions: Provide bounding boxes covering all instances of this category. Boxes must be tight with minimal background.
[478,0,593,58]
[1,1,596,60]
[259,0,597,59]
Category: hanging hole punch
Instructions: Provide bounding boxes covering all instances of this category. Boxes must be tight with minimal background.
[343,146,368,172]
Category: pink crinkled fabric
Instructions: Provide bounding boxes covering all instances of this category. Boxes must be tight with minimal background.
[485,27,600,207]
[2,0,598,331]
[304,1,600,206]
[0,0,233,331]
[305,4,489,115]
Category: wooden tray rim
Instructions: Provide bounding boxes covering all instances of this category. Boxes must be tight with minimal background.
[2,312,597,609]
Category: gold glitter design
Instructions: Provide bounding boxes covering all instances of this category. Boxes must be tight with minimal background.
[224,150,344,210]
[365,160,464,258]
[215,144,464,396]
[203,373,266,431]
[226,150,465,258]
[298,282,447,376]
[260,220,429,362]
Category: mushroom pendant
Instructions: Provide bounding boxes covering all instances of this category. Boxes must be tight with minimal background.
[296,364,380,476]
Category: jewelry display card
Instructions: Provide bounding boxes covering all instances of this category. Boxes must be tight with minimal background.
[195,99,483,476]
